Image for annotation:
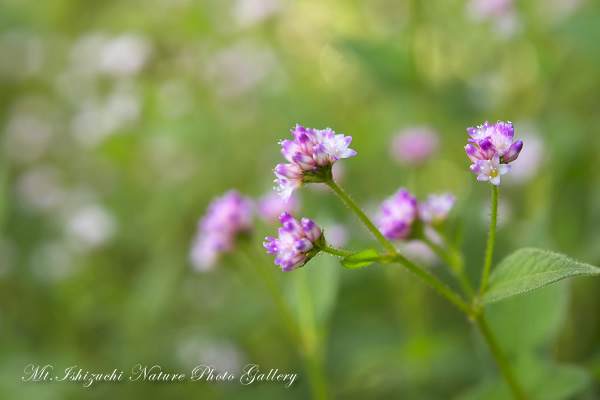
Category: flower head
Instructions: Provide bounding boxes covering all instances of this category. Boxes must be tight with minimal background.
[190,190,253,271]
[470,153,511,186]
[465,120,523,185]
[391,126,439,165]
[274,125,356,201]
[376,188,419,240]
[419,193,456,224]
[263,212,323,271]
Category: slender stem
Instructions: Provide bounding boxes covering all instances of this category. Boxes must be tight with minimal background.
[479,184,499,297]
[389,254,474,315]
[474,315,527,400]
[325,179,398,255]
[323,179,523,398]
[421,236,474,299]
[320,246,352,257]
[326,179,472,315]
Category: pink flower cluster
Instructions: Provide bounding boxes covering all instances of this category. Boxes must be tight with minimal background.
[263,212,323,271]
[189,190,253,271]
[465,120,523,186]
[377,189,455,240]
[274,125,356,201]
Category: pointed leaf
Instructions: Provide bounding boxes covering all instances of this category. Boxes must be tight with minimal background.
[480,248,600,306]
[341,249,380,269]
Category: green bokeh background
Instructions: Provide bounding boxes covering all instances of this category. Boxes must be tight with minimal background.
[1,0,600,399]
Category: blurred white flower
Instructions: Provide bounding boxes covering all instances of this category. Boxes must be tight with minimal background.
[65,204,117,250]
[70,33,107,76]
[232,0,282,28]
[70,32,152,77]
[99,34,152,76]
[16,165,65,212]
[177,338,245,374]
[466,0,523,39]
[492,11,523,39]
[204,41,284,97]
[542,0,584,22]
[2,112,54,164]
[70,84,140,147]
[467,0,513,19]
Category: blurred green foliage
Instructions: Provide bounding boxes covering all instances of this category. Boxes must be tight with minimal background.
[1,0,600,399]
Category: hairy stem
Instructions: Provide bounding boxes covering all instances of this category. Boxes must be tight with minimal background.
[325,179,472,315]
[421,236,474,299]
[320,246,352,257]
[325,180,397,255]
[474,315,527,400]
[479,184,499,297]
[322,179,525,399]
[388,254,473,315]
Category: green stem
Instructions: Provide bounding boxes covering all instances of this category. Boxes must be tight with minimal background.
[388,254,474,315]
[325,180,398,255]
[320,246,352,257]
[421,236,474,299]
[479,184,499,297]
[323,179,524,399]
[326,179,472,315]
[474,315,527,400]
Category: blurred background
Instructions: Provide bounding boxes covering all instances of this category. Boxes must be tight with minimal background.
[1,0,600,399]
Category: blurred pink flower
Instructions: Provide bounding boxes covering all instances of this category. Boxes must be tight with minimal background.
[323,223,349,248]
[391,126,439,165]
[466,0,523,38]
[257,192,300,222]
[507,134,545,184]
[467,0,513,19]
[400,240,438,266]
[190,191,253,272]
[419,193,456,224]
[376,188,419,240]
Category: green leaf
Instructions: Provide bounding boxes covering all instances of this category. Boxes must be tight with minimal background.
[480,248,600,306]
[485,284,567,355]
[458,356,591,400]
[341,249,380,269]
